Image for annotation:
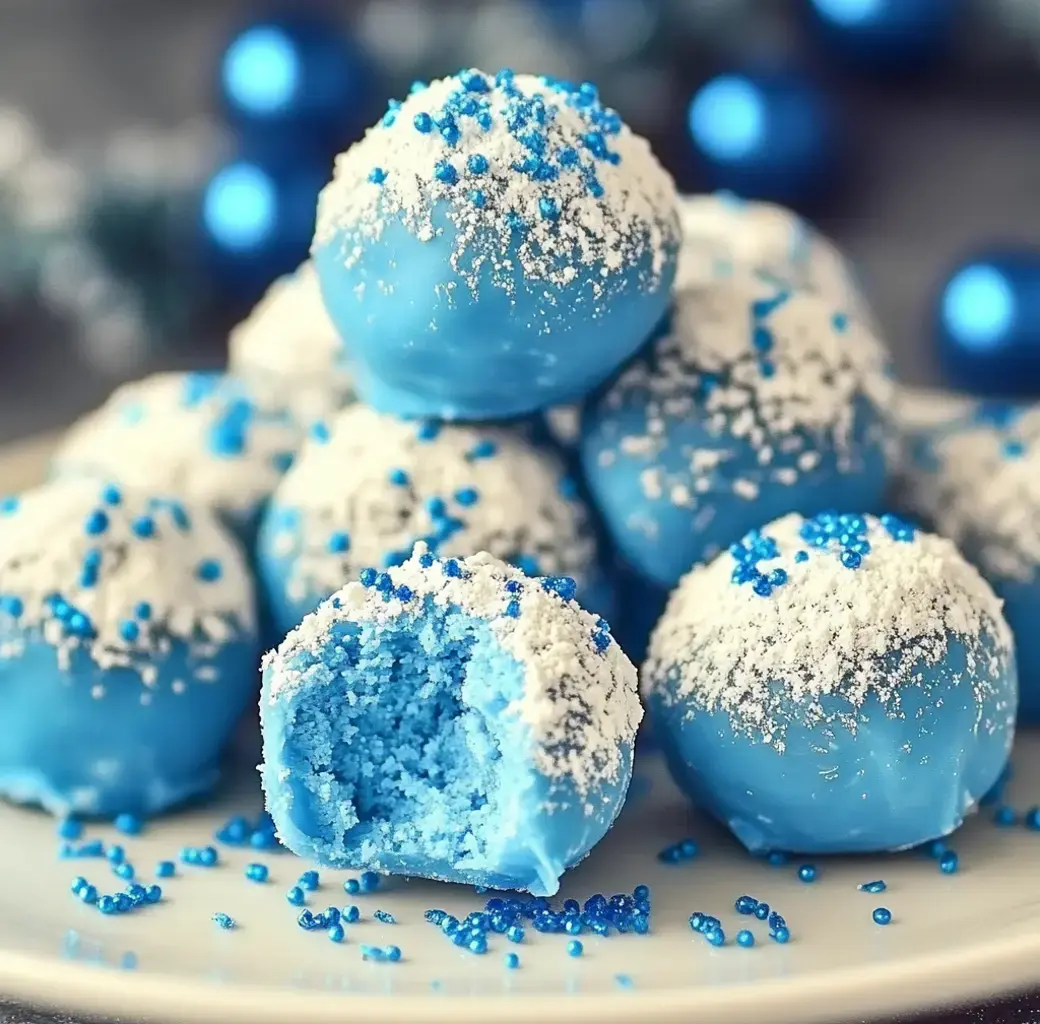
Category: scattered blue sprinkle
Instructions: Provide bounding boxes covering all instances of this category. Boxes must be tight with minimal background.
[212,912,235,930]
[872,907,892,926]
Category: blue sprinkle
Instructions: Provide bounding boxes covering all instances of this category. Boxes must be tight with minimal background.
[767,851,787,866]
[993,805,1017,827]
[58,818,82,841]
[416,421,441,442]
[299,870,319,891]
[344,878,360,895]
[97,895,118,915]
[434,161,458,185]
[134,601,152,620]
[736,929,755,948]
[130,515,155,539]
[107,845,125,865]
[385,945,402,962]
[327,531,350,554]
[374,909,396,924]
[114,862,135,881]
[859,880,886,893]
[343,905,361,923]
[360,943,385,961]
[454,487,479,506]
[832,312,849,332]
[872,907,892,926]
[286,886,305,906]
[469,189,486,208]
[100,484,122,506]
[797,864,817,883]
[368,167,388,185]
[538,196,560,221]
[155,860,175,878]
[771,926,791,943]
[212,912,235,930]
[118,620,140,643]
[84,510,109,536]
[360,871,380,892]
[468,439,497,460]
[566,939,583,957]
[939,850,959,874]
[413,112,433,133]
[467,153,489,174]
[1025,807,1040,830]
[840,550,862,569]
[245,863,268,883]
[195,558,223,583]
[504,952,520,969]
[505,924,525,943]
[388,468,409,487]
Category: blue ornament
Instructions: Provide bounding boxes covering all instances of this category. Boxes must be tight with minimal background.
[687,71,837,206]
[199,158,326,298]
[935,251,1040,396]
[219,14,370,141]
[808,0,963,72]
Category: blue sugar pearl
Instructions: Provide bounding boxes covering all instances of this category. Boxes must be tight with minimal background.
[633,884,650,901]
[388,468,409,487]
[299,870,319,890]
[118,620,139,643]
[213,912,235,930]
[71,876,88,894]
[736,929,755,948]
[794,550,809,563]
[538,196,560,221]
[939,850,959,874]
[504,952,520,969]
[145,884,162,903]
[134,601,152,620]
[385,945,402,962]
[84,509,109,536]
[872,908,892,926]
[735,895,758,915]
[114,893,133,913]
[344,878,360,895]
[58,818,82,841]
[326,530,350,554]
[310,421,330,444]
[454,487,479,506]
[131,515,155,539]
[506,925,525,943]
[468,439,497,459]
[198,846,218,866]
[994,805,1017,827]
[771,926,791,944]
[107,845,125,865]
[245,863,268,883]
[287,886,305,906]
[859,880,887,894]
[114,862,135,881]
[368,167,388,185]
[413,112,433,133]
[767,851,788,866]
[328,923,345,943]
[840,550,862,569]
[467,153,489,174]
[416,420,441,441]
[468,936,488,955]
[705,928,726,947]
[1025,807,1040,830]
[343,905,361,923]
[567,940,583,957]
[798,864,817,883]
[359,568,377,587]
[155,861,175,878]
[359,871,380,892]
[100,484,122,506]
[297,910,317,930]
[126,884,147,905]
[374,909,396,924]
[79,884,98,904]
[360,944,384,961]
[97,895,118,915]
[434,161,458,185]
[753,903,770,921]
[195,558,222,583]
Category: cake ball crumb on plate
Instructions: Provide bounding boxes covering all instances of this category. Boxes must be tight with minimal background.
[311,68,680,421]
[676,192,868,319]
[0,478,259,817]
[228,260,354,423]
[52,371,305,543]
[581,271,894,588]
[256,404,610,639]
[900,402,1040,721]
[643,510,1016,855]
[260,544,641,896]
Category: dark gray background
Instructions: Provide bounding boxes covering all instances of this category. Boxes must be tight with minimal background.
[2,2,1040,1022]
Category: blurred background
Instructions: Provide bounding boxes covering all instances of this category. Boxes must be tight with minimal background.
[2,0,1040,443]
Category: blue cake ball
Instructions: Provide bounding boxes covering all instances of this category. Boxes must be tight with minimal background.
[894,400,1040,722]
[228,260,354,424]
[260,544,641,895]
[0,478,259,816]
[581,272,894,588]
[676,193,868,319]
[643,511,1017,855]
[52,371,304,544]
[256,404,610,641]
[311,68,680,421]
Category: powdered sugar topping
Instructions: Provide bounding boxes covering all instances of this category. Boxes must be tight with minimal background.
[265,544,641,794]
[313,69,679,296]
[643,511,1012,750]
[0,478,255,683]
[53,371,304,524]
[267,405,598,603]
[228,261,354,422]
[588,272,894,507]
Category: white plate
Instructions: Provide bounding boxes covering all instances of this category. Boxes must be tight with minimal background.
[2,435,1040,1024]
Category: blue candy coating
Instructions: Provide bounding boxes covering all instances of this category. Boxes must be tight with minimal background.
[644,512,1016,854]
[260,545,640,895]
[581,274,893,588]
[311,70,679,420]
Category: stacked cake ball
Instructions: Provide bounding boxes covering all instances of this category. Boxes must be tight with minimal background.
[0,70,1022,894]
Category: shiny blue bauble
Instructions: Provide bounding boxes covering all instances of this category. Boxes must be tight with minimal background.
[219,14,370,141]
[808,0,963,73]
[935,251,1040,397]
[687,71,837,206]
[199,157,326,299]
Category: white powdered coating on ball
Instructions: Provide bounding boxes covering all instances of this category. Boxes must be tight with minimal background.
[53,372,304,522]
[643,512,1012,750]
[676,193,866,316]
[228,261,354,422]
[921,405,1040,582]
[592,273,893,506]
[313,70,679,295]
[265,544,641,795]
[270,405,596,602]
[0,478,255,682]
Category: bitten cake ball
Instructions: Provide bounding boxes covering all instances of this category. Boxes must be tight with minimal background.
[580,272,894,587]
[52,371,304,543]
[897,402,1040,722]
[677,192,867,317]
[311,68,680,421]
[0,478,259,816]
[256,404,609,640]
[228,260,354,423]
[260,545,641,895]
[644,511,1016,855]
